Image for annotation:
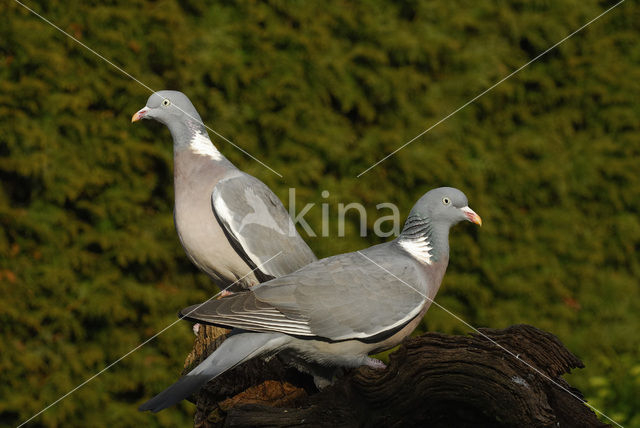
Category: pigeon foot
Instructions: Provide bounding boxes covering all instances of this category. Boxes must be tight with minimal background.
[217,290,234,299]
[364,357,387,370]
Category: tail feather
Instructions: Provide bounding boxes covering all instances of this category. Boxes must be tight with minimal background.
[139,332,285,412]
[138,374,212,413]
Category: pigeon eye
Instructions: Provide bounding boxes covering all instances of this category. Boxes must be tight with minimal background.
[442,197,451,206]
[162,99,171,107]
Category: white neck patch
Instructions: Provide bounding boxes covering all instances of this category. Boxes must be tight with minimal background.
[398,236,433,265]
[189,132,223,161]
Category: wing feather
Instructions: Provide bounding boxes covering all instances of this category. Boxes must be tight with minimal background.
[211,175,316,279]
[182,246,429,342]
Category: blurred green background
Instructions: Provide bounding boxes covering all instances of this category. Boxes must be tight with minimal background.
[1,0,639,426]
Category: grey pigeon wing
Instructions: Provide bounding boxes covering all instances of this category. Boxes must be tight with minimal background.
[211,174,316,280]
[181,248,426,341]
[257,250,426,340]
[181,291,314,336]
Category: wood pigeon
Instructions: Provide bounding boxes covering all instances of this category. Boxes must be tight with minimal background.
[139,187,482,412]
[132,91,317,290]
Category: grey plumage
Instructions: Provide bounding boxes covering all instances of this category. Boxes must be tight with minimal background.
[138,332,286,412]
[183,247,427,340]
[212,174,315,279]
[139,187,482,412]
[132,91,316,289]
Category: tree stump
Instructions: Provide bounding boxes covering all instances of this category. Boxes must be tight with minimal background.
[182,324,608,427]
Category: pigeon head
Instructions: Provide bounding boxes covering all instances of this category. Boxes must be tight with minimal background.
[409,187,481,228]
[131,90,204,129]
[398,187,480,263]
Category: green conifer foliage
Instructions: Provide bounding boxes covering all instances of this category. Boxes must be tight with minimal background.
[1,1,639,426]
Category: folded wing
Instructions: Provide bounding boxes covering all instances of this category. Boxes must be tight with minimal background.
[181,250,426,342]
[212,175,316,281]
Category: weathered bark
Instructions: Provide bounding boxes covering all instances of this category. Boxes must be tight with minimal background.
[183,324,608,428]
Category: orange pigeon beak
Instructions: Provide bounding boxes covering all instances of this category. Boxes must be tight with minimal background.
[131,107,149,122]
[461,206,482,226]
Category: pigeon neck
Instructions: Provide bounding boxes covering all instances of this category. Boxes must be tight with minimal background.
[397,215,449,264]
[169,120,224,161]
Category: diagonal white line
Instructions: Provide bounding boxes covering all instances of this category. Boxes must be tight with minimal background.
[357,251,624,428]
[12,0,283,178]
[16,252,283,428]
[357,0,626,177]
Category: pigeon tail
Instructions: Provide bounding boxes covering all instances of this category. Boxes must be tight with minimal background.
[138,332,285,412]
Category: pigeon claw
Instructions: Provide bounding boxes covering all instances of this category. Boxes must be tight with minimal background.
[216,290,234,299]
